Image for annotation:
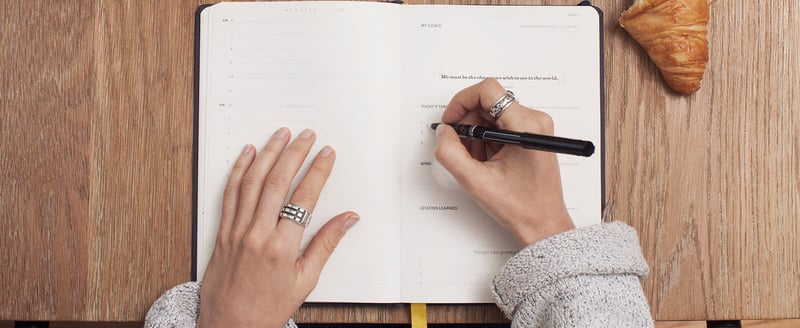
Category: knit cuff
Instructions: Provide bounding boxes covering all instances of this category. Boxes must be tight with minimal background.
[491,221,649,318]
[144,281,297,328]
[145,282,202,328]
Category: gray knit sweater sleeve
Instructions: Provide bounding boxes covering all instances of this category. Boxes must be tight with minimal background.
[146,222,650,327]
[144,281,297,328]
[491,221,653,327]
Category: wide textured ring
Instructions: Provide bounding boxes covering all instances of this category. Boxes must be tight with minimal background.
[279,202,312,227]
[489,90,517,119]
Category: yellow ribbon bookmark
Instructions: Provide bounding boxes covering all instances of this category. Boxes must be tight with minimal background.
[410,303,428,328]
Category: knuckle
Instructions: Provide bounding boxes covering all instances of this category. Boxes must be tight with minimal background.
[481,77,499,87]
[265,173,292,190]
[215,235,230,252]
[223,183,239,200]
[321,236,339,255]
[231,159,248,173]
[265,237,288,256]
[291,186,316,205]
[241,232,266,253]
[309,160,332,176]
[263,139,288,154]
[533,112,555,134]
[240,176,262,192]
[519,110,554,135]
[229,230,245,244]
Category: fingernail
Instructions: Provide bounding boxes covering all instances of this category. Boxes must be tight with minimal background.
[241,144,251,155]
[319,145,333,157]
[273,127,288,139]
[435,124,446,139]
[343,214,360,231]
[299,129,314,139]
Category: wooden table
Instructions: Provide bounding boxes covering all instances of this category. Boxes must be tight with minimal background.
[1,0,797,323]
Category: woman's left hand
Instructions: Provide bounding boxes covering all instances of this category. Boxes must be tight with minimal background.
[197,128,360,328]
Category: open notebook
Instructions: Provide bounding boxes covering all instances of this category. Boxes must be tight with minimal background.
[194,1,604,303]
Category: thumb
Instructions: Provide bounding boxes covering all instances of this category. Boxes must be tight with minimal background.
[298,212,359,290]
[434,124,484,186]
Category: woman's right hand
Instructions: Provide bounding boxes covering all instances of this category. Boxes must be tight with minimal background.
[434,78,575,247]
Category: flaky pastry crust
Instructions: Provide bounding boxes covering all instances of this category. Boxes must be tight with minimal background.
[620,0,709,94]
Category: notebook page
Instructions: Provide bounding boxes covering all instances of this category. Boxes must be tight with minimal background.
[400,5,603,302]
[197,2,404,302]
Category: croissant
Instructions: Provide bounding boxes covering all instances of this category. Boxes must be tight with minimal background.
[619,0,709,94]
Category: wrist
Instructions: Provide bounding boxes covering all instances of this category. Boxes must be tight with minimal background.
[517,214,575,246]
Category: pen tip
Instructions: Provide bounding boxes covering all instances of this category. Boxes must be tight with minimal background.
[430,123,440,130]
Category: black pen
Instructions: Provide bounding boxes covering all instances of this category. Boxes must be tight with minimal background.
[430,123,595,157]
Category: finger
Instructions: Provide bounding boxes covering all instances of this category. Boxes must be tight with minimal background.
[275,145,336,247]
[492,105,557,140]
[442,78,505,123]
[441,78,527,130]
[457,108,487,126]
[249,128,316,236]
[468,139,487,161]
[486,142,503,159]
[217,144,257,247]
[297,211,360,294]
[445,109,486,160]
[433,124,486,190]
[231,127,291,241]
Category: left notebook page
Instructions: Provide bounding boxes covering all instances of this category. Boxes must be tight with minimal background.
[197,2,404,302]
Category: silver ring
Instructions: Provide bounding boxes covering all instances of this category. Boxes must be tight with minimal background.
[489,90,516,119]
[279,203,312,227]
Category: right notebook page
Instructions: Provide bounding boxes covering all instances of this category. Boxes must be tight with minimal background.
[399,5,603,303]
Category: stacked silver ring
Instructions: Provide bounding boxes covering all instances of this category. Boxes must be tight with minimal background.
[279,202,312,227]
[489,90,516,119]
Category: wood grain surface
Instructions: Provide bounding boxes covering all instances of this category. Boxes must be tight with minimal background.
[604,0,800,321]
[0,0,198,321]
[0,0,96,320]
[0,0,798,323]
